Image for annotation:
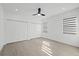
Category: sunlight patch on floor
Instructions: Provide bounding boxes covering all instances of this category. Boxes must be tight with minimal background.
[41,41,53,56]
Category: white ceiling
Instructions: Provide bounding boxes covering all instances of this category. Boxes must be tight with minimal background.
[1,3,79,23]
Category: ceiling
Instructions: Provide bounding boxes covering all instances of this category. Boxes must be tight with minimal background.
[1,3,79,23]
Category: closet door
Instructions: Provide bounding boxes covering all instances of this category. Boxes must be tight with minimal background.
[28,23,41,39]
[5,20,28,43]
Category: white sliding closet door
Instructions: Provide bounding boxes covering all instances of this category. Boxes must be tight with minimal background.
[5,20,28,43]
[28,23,41,39]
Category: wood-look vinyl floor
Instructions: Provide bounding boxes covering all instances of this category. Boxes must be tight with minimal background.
[0,37,79,56]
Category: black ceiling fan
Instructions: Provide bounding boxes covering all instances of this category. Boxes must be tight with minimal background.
[33,8,45,16]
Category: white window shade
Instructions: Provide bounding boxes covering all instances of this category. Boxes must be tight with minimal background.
[63,17,77,34]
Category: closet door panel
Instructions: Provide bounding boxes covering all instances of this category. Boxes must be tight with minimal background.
[5,20,27,43]
[28,23,41,39]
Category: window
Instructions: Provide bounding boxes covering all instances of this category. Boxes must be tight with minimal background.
[63,17,77,34]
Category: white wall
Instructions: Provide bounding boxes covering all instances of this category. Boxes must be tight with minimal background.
[42,8,79,47]
[0,4,5,48]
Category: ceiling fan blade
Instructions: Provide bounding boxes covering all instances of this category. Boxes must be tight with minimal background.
[33,14,37,16]
[41,14,45,16]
